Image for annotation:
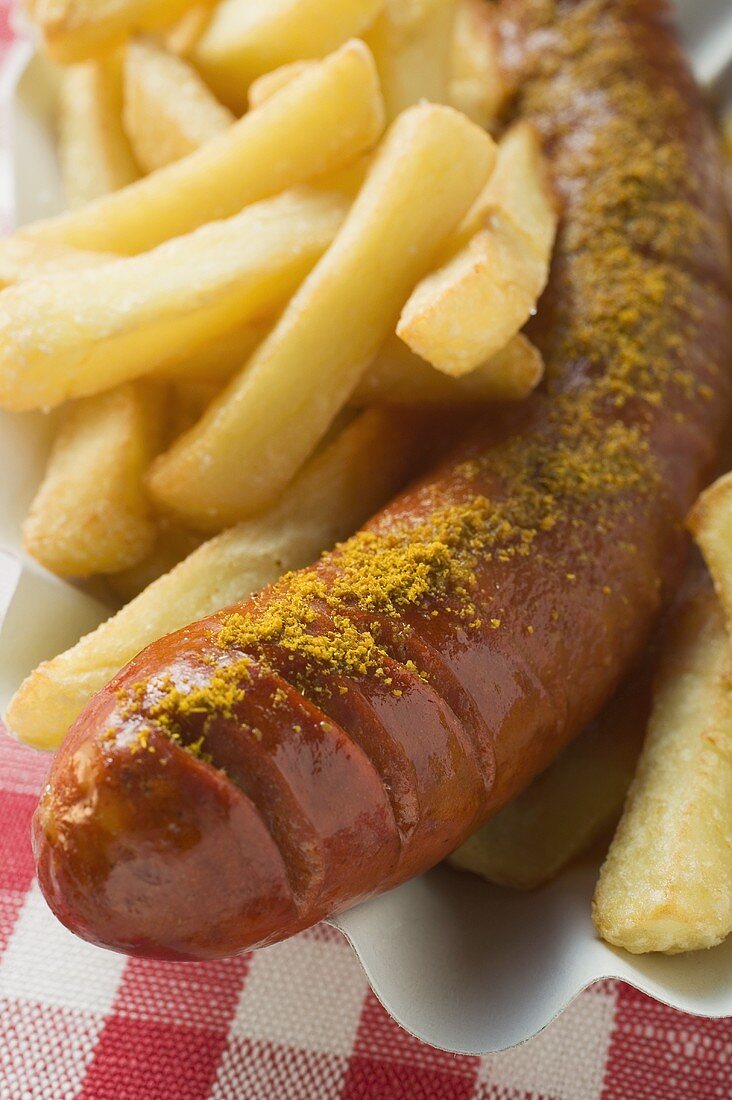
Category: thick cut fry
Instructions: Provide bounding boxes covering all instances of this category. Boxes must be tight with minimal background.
[22,384,166,578]
[0,238,115,289]
[365,0,457,122]
[22,41,383,254]
[248,61,317,109]
[123,37,233,173]
[0,187,348,411]
[6,408,426,750]
[448,0,507,129]
[32,0,206,63]
[398,123,558,376]
[449,671,649,889]
[58,57,140,208]
[192,0,386,111]
[148,104,496,530]
[687,473,732,627]
[355,332,543,406]
[593,587,732,954]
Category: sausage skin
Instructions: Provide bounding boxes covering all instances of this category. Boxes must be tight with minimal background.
[34,0,732,959]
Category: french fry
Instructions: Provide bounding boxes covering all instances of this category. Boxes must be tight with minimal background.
[449,670,649,890]
[248,61,317,110]
[32,0,207,63]
[0,238,115,289]
[192,0,386,111]
[687,473,732,627]
[123,37,233,173]
[58,56,140,208]
[397,122,558,375]
[355,332,543,406]
[170,381,221,435]
[164,4,211,55]
[0,187,349,411]
[448,0,507,130]
[365,0,457,122]
[148,104,496,530]
[22,383,166,578]
[20,41,383,253]
[593,586,732,954]
[6,408,427,750]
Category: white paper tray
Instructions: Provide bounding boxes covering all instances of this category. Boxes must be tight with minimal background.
[1,1,731,1055]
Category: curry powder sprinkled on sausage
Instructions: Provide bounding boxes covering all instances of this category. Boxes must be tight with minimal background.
[123,0,729,740]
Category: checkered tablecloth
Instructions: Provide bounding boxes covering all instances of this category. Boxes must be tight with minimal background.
[1,4,731,1097]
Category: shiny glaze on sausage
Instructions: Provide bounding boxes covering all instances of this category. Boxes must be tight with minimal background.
[34,0,732,959]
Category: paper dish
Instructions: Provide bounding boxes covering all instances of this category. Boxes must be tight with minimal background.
[1,1,731,1054]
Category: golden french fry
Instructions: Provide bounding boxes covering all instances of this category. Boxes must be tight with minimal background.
[148,103,496,530]
[688,473,732,627]
[0,187,348,411]
[448,0,507,130]
[365,0,457,122]
[21,40,383,253]
[593,586,732,954]
[397,122,558,376]
[123,37,233,172]
[193,0,386,111]
[462,121,558,256]
[449,671,649,890]
[58,56,140,208]
[0,238,115,289]
[356,332,543,406]
[164,4,211,55]
[248,61,317,109]
[22,384,166,578]
[32,0,206,63]
[6,408,426,750]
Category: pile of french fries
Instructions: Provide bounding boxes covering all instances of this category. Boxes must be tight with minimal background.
[2,0,730,958]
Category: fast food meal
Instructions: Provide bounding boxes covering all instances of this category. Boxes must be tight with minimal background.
[3,0,731,962]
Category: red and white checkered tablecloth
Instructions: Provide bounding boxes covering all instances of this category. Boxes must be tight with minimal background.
[0,5,731,1097]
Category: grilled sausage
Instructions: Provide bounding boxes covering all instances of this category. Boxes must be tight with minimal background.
[34,0,732,959]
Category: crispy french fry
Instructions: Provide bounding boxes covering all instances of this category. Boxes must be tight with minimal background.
[593,586,732,954]
[0,238,115,289]
[59,56,140,209]
[462,121,558,256]
[32,0,207,63]
[449,670,649,890]
[20,41,383,254]
[164,4,211,55]
[448,0,507,129]
[355,332,543,406]
[148,104,496,530]
[397,122,558,376]
[248,61,317,109]
[688,473,732,627]
[123,37,233,172]
[6,408,426,750]
[0,187,348,411]
[365,0,457,122]
[22,383,166,578]
[192,0,386,111]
